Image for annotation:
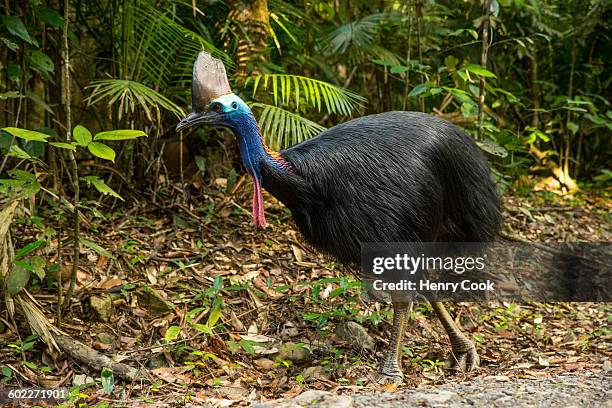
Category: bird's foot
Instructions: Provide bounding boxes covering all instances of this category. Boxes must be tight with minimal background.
[372,370,404,386]
[371,362,404,385]
[445,339,480,372]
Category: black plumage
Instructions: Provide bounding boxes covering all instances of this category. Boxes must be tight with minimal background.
[262,111,501,265]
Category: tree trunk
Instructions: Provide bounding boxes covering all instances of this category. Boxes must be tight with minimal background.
[227,0,270,79]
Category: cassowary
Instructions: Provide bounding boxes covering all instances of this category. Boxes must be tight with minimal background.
[177,52,501,384]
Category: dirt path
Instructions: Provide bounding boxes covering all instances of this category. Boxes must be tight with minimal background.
[251,371,610,408]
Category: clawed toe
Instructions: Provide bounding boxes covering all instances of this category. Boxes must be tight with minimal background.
[372,371,404,385]
[445,344,480,372]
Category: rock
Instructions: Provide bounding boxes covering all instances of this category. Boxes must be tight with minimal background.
[563,330,578,343]
[72,374,95,387]
[90,294,113,322]
[95,332,116,344]
[135,284,174,316]
[216,385,250,400]
[147,353,166,369]
[603,359,612,372]
[483,375,511,382]
[412,390,458,406]
[302,366,329,382]
[254,358,275,370]
[280,321,299,339]
[292,390,353,407]
[334,321,375,351]
[278,342,312,365]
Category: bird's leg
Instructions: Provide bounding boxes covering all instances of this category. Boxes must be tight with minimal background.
[431,301,479,372]
[374,302,411,385]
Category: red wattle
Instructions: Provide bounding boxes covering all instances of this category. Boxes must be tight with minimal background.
[251,176,266,228]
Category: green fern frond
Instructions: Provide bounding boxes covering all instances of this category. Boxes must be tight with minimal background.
[86,79,185,120]
[323,13,388,55]
[250,103,326,150]
[132,5,227,88]
[248,74,366,116]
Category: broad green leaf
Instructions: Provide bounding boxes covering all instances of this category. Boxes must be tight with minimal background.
[49,142,76,151]
[88,142,115,162]
[1,16,34,44]
[81,176,124,201]
[8,145,31,159]
[195,156,206,174]
[567,121,579,134]
[562,106,588,113]
[36,7,64,27]
[408,84,428,97]
[206,300,223,328]
[79,237,115,259]
[14,239,45,260]
[1,127,50,141]
[371,59,395,66]
[29,256,46,280]
[15,257,46,280]
[23,140,44,157]
[227,340,239,354]
[390,66,409,74]
[9,169,36,182]
[94,129,147,141]
[0,36,19,51]
[585,114,607,125]
[466,64,497,78]
[164,326,181,342]
[239,340,256,354]
[2,366,12,379]
[26,50,54,74]
[73,125,92,146]
[191,323,212,334]
[0,91,21,100]
[7,266,30,295]
[1,170,40,196]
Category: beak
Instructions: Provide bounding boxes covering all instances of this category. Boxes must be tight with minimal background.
[176,111,222,132]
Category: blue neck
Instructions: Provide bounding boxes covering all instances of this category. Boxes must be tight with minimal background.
[226,113,288,180]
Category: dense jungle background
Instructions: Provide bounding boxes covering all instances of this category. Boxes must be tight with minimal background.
[0,0,610,406]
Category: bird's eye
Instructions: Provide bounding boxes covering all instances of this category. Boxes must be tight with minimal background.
[231,102,238,109]
[212,103,222,113]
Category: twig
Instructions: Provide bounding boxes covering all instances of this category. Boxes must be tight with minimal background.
[60,0,80,315]
[52,333,149,381]
[416,0,424,112]
[477,0,493,140]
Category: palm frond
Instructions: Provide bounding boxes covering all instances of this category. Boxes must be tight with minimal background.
[251,102,326,150]
[248,74,366,116]
[323,13,388,55]
[85,79,185,121]
[131,5,228,89]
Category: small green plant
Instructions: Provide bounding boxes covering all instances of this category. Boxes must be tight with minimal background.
[1,366,12,380]
[0,124,146,310]
[7,334,38,356]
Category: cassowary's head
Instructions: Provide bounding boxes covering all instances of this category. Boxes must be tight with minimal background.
[176,52,267,228]
[176,52,253,132]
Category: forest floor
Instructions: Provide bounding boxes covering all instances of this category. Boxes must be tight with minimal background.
[2,178,611,407]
